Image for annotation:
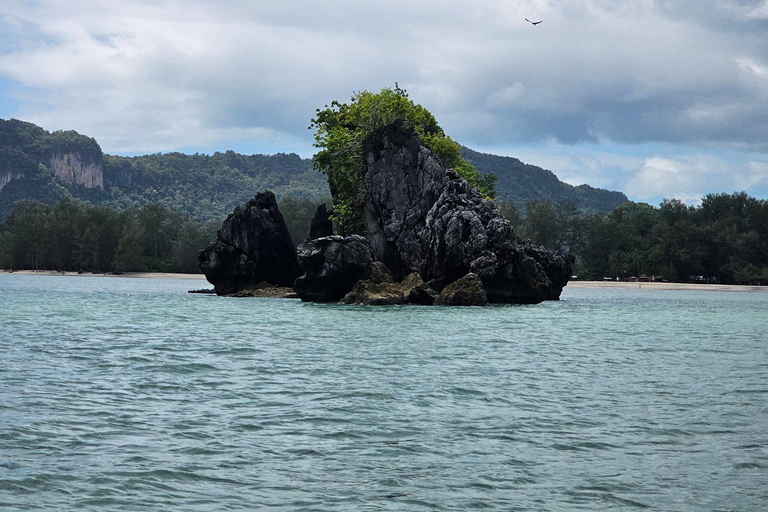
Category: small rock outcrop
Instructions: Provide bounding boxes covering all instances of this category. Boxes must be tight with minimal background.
[198,191,299,295]
[307,203,334,241]
[433,273,487,306]
[293,235,373,302]
[342,279,405,305]
[342,270,439,306]
[361,120,574,304]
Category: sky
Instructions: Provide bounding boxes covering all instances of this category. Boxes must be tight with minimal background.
[2,0,768,206]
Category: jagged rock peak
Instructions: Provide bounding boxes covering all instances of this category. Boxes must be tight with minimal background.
[361,120,574,303]
[198,190,299,295]
[307,203,334,242]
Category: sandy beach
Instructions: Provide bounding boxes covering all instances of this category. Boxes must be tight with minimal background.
[566,280,768,293]
[4,270,207,280]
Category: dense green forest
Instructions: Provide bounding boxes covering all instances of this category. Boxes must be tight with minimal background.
[0,196,326,273]
[507,191,768,284]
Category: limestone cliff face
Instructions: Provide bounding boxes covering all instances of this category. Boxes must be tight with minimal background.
[49,152,103,189]
[0,170,24,192]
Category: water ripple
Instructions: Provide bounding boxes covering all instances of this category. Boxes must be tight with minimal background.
[1,275,767,511]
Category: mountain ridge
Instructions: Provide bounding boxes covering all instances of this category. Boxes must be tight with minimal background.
[0,118,627,221]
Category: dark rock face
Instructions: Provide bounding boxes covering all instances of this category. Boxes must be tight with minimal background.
[307,203,334,241]
[198,191,300,295]
[293,235,373,302]
[362,122,449,281]
[362,120,574,303]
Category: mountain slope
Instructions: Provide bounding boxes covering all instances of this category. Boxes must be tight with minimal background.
[462,148,627,213]
[0,118,329,221]
[1,118,627,221]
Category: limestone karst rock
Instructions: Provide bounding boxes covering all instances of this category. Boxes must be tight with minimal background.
[361,120,574,303]
[307,203,334,241]
[433,273,488,306]
[202,122,573,304]
[198,191,299,295]
[293,235,373,302]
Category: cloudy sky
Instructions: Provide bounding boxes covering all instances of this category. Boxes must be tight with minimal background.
[2,0,768,205]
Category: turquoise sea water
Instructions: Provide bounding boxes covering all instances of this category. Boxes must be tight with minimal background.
[1,274,766,511]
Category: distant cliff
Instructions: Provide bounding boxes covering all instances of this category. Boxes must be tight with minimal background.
[462,148,627,213]
[0,120,104,192]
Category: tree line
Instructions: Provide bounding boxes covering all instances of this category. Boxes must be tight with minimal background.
[504,191,768,285]
[0,196,328,274]
[0,198,219,273]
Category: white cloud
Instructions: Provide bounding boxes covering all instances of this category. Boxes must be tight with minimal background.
[625,152,768,204]
[746,1,768,19]
[626,157,699,202]
[735,57,768,78]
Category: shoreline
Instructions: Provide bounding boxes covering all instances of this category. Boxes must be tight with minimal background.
[2,270,207,281]
[3,270,767,293]
[565,280,768,293]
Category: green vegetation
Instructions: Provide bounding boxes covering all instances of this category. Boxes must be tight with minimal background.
[0,195,327,273]
[461,149,627,214]
[0,198,218,273]
[508,192,768,284]
[100,151,328,221]
[310,85,496,233]
[1,118,330,222]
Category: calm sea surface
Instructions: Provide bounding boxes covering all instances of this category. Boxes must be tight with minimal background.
[1,274,766,511]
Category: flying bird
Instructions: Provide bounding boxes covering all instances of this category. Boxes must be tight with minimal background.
[525,18,543,25]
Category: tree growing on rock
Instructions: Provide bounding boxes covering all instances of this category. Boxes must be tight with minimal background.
[310,85,496,234]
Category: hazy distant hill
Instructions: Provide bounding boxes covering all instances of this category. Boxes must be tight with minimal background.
[0,118,627,221]
[461,149,627,214]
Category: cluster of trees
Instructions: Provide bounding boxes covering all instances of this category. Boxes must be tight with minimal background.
[0,198,219,273]
[0,195,329,273]
[506,192,768,284]
[310,85,496,233]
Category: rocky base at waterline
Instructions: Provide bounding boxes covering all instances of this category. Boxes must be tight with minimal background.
[198,121,574,305]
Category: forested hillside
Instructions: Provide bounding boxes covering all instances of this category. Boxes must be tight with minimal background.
[101,151,328,221]
[462,149,627,214]
[1,118,626,224]
[0,118,329,222]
